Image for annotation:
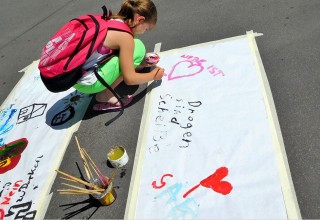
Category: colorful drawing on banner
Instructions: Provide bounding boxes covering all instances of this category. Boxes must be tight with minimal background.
[33,76,41,82]
[0,155,42,219]
[183,167,233,198]
[2,201,36,219]
[152,174,173,189]
[15,155,43,202]
[152,167,232,219]
[0,180,23,204]
[153,175,199,219]
[168,197,199,219]
[51,91,86,126]
[16,104,47,124]
[167,54,225,81]
[0,105,18,147]
[0,105,17,137]
[0,209,3,220]
[0,138,28,174]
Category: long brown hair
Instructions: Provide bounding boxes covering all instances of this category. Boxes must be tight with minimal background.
[110,0,157,27]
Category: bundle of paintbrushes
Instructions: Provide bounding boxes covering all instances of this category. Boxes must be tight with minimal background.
[55,136,118,196]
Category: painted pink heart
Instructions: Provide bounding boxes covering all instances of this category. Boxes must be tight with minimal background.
[167,60,204,81]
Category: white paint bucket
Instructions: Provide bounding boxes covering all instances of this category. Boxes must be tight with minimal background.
[107,145,129,168]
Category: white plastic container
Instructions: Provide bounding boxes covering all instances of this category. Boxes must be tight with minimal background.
[107,145,129,168]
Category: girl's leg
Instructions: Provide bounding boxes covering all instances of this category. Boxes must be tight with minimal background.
[95,39,146,104]
[95,76,124,103]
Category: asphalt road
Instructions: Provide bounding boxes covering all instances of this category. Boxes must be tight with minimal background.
[1,0,319,219]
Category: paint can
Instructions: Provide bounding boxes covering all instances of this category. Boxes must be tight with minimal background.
[144,52,160,65]
[107,145,129,168]
[92,179,117,206]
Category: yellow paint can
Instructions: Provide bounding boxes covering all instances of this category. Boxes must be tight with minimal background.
[93,181,117,206]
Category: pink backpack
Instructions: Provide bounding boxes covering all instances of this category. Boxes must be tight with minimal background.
[38,7,133,93]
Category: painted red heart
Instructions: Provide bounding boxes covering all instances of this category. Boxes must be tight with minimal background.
[167,60,204,81]
[200,167,233,195]
[183,166,233,198]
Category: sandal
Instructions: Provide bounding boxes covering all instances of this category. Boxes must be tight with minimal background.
[93,95,133,111]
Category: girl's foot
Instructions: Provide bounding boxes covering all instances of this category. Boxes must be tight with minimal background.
[93,95,133,111]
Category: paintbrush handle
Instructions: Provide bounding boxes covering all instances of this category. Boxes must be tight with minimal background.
[80,148,94,179]
[59,192,99,195]
[55,169,101,190]
[75,136,93,180]
[57,189,102,192]
[82,149,105,177]
[61,182,103,192]
[57,189,102,194]
[108,167,119,185]
[60,177,77,183]
[82,149,109,186]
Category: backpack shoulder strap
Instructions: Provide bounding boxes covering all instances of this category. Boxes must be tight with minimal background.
[101,5,111,20]
[106,20,133,37]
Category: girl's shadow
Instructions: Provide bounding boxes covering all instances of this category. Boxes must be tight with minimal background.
[82,79,162,121]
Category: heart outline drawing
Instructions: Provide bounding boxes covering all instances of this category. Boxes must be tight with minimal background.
[167,60,204,81]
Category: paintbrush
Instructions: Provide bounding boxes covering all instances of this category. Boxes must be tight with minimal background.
[107,167,119,186]
[60,176,77,183]
[75,136,93,180]
[80,148,94,179]
[59,191,99,195]
[57,189,102,194]
[55,169,102,190]
[61,182,104,192]
[82,149,109,187]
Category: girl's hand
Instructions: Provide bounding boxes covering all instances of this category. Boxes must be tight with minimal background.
[154,67,165,80]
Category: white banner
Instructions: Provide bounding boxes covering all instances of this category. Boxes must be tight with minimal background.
[125,32,300,219]
[0,61,91,220]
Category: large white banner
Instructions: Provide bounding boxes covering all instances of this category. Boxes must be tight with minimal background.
[0,61,91,220]
[125,32,300,219]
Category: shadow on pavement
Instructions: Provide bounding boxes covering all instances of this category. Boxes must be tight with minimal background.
[60,197,102,219]
[45,90,92,130]
[82,80,162,125]
[58,163,104,219]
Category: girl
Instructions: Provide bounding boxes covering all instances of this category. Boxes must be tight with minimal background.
[75,0,164,111]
